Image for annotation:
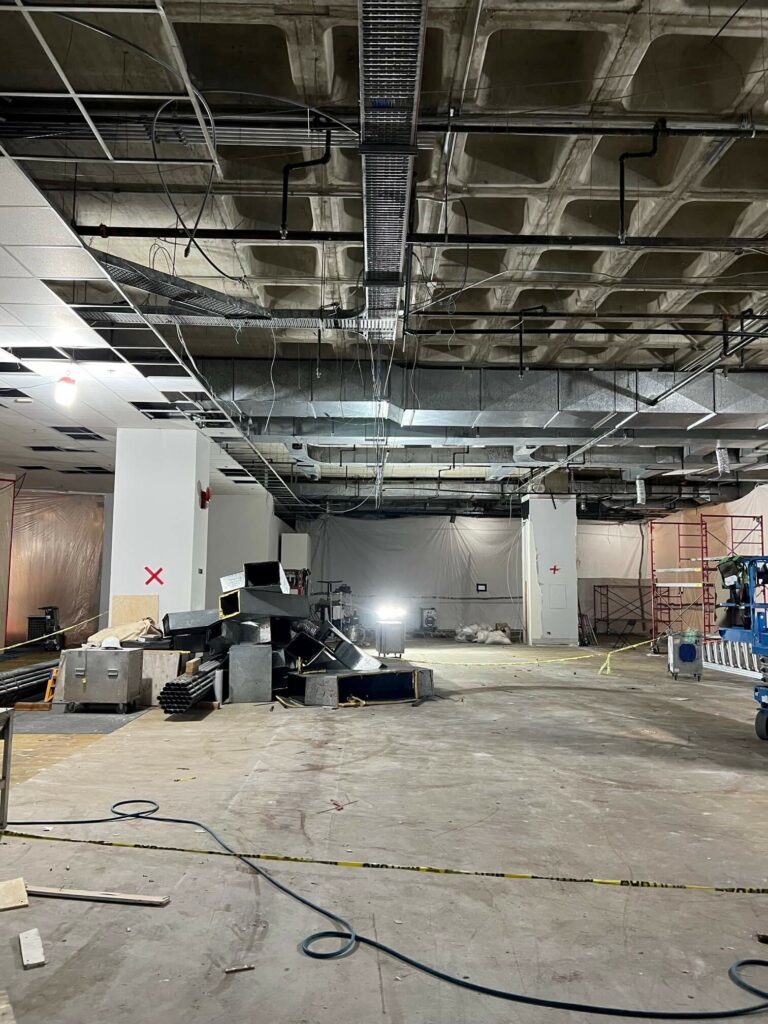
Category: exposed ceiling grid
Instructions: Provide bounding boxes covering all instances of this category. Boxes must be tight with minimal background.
[0,0,767,515]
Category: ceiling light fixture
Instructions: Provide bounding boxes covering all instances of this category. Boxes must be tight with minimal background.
[54,375,77,407]
[14,397,32,404]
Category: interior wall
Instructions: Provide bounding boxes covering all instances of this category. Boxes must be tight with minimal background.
[205,489,293,606]
[7,492,104,645]
[302,515,523,630]
[0,478,15,648]
[576,521,650,632]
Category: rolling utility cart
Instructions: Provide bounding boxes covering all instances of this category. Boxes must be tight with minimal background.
[60,648,143,713]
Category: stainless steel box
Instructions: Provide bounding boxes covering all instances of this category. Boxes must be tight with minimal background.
[374,620,406,657]
[61,648,144,710]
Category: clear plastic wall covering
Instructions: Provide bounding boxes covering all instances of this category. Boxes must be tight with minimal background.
[6,493,105,645]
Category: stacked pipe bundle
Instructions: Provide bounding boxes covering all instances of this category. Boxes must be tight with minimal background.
[157,662,220,714]
[0,659,57,704]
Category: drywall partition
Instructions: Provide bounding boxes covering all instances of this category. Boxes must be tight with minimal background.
[6,493,104,644]
[576,521,650,634]
[205,489,293,606]
[303,515,523,630]
[0,478,15,647]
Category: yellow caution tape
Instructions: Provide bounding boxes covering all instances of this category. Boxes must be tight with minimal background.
[410,638,651,675]
[0,612,108,656]
[5,830,766,895]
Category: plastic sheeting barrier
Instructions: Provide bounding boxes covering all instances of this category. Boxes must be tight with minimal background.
[6,494,104,645]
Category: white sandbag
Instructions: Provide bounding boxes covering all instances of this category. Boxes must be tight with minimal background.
[476,629,490,643]
[484,629,512,645]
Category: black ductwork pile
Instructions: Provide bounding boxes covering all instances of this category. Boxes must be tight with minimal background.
[0,659,57,704]
[154,560,432,714]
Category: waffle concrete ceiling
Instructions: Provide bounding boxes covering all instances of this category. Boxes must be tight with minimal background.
[1,0,768,516]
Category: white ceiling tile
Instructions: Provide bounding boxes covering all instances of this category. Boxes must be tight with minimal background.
[80,362,168,402]
[0,161,48,208]
[30,325,110,349]
[0,309,23,328]
[8,246,106,280]
[0,248,32,277]
[0,208,77,247]
[146,375,208,392]
[4,304,83,328]
[0,279,62,304]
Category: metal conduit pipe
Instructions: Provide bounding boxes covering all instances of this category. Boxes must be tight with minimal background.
[280,129,331,238]
[405,327,768,338]
[74,225,768,251]
[618,120,665,243]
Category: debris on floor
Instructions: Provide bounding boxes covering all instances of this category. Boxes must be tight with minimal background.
[18,929,45,970]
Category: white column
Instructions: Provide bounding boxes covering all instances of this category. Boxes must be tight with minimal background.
[109,429,210,621]
[521,493,578,645]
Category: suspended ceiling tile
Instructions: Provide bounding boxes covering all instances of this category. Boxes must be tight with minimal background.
[0,247,32,278]
[0,310,23,329]
[3,303,83,328]
[146,375,208,392]
[30,325,110,349]
[0,208,77,247]
[0,279,62,304]
[0,160,48,208]
[7,246,105,280]
[81,362,168,402]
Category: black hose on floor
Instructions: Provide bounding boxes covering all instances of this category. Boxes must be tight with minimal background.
[9,800,768,1020]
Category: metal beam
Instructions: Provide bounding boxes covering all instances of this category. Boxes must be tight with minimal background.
[406,327,768,338]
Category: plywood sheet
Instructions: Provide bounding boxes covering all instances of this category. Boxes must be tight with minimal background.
[111,594,159,628]
[0,877,27,911]
[141,649,182,706]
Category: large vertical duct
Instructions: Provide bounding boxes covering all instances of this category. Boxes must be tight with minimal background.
[359,0,429,341]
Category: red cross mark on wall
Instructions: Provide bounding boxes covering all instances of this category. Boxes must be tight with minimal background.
[144,566,164,586]
[549,564,561,575]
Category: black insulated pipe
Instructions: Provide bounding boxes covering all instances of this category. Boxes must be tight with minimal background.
[618,119,665,243]
[280,129,331,238]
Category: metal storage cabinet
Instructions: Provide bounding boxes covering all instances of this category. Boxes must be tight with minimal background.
[61,648,143,711]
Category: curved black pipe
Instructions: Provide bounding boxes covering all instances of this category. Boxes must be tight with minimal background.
[280,129,332,238]
[618,119,666,243]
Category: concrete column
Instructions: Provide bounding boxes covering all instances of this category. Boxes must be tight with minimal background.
[109,429,210,622]
[521,494,579,646]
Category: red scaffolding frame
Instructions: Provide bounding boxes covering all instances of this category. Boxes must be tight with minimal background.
[649,513,764,639]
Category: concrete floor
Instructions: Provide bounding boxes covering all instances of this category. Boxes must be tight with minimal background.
[2,640,767,1023]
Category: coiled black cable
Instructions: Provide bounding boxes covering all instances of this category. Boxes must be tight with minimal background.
[9,799,768,1020]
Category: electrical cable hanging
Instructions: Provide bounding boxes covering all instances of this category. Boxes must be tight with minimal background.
[7,799,768,1021]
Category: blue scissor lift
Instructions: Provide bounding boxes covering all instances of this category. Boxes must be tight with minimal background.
[716,555,768,740]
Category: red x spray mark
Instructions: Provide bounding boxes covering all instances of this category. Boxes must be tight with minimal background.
[144,566,164,586]
[549,564,561,575]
